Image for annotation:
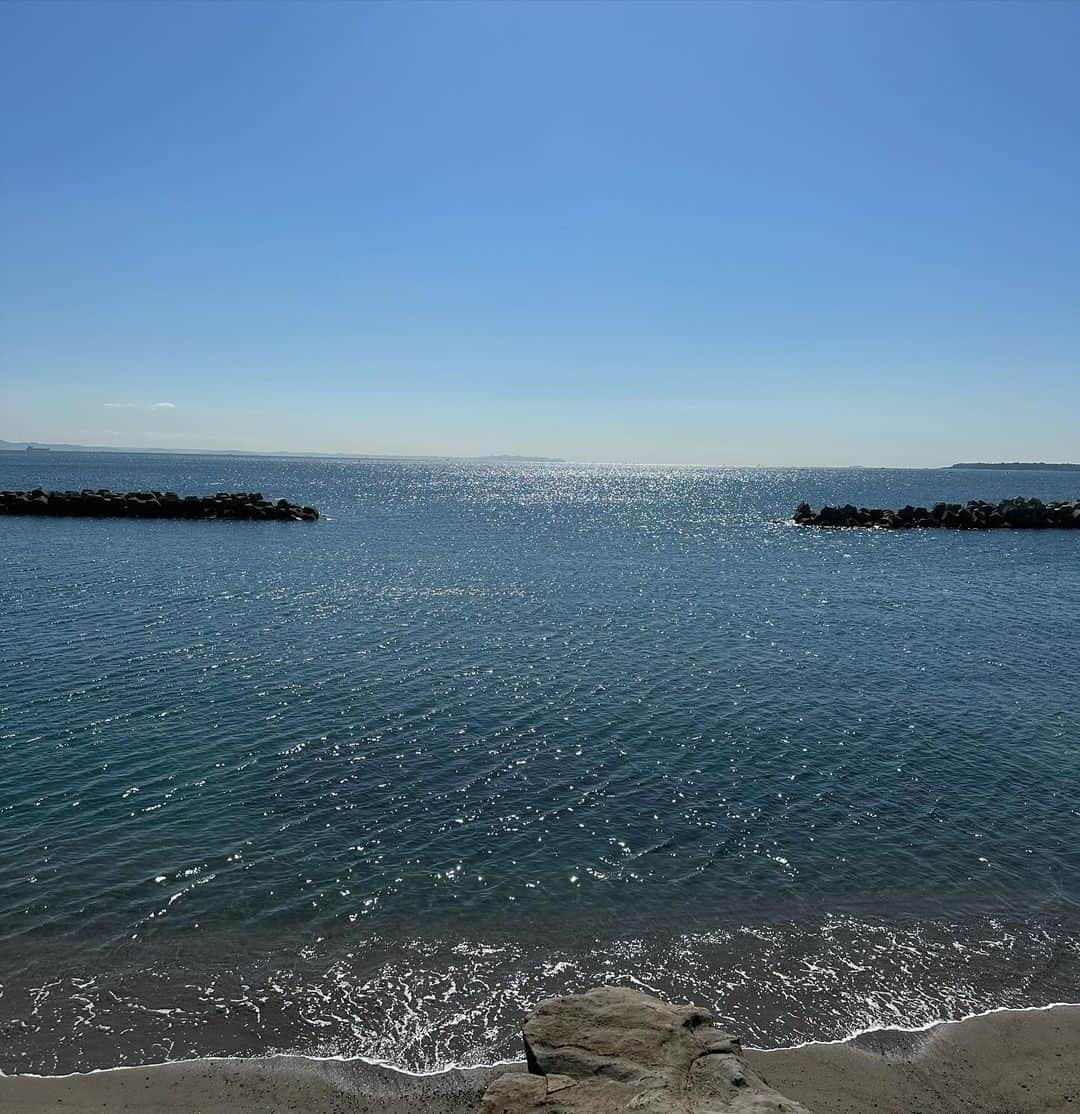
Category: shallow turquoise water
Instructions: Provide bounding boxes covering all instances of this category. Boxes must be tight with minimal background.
[1,453,1079,1072]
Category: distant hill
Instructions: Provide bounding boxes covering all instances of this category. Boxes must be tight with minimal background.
[473,454,565,463]
[951,462,1080,471]
[0,440,563,463]
[0,439,275,455]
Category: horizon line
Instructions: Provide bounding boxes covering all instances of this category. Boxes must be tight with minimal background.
[7,438,1079,471]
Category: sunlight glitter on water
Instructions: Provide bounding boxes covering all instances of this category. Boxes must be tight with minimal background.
[2,454,1079,1072]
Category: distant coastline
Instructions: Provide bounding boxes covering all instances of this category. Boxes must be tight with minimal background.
[4,441,1077,472]
[0,440,563,463]
[951,461,1080,471]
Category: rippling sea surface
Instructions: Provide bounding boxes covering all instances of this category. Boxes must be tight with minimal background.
[2,453,1079,1074]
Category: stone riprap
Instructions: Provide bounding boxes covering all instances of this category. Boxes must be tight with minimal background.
[0,489,319,521]
[793,496,1080,530]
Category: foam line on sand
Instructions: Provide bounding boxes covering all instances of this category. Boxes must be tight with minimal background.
[1,1003,1079,1112]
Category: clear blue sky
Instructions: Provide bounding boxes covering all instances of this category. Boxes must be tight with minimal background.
[2,0,1078,465]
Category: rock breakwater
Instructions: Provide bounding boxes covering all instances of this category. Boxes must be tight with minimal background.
[793,496,1080,529]
[0,489,319,521]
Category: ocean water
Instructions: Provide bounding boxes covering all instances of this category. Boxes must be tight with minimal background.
[1,453,1079,1075]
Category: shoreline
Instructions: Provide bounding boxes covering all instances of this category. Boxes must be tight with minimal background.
[6,910,1077,1078]
[6,997,1079,1081]
[3,1002,1079,1112]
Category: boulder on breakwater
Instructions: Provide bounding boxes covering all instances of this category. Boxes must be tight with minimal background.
[481,985,811,1113]
[792,496,1080,530]
[0,489,319,521]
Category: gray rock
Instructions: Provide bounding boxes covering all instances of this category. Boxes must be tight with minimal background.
[481,986,811,1113]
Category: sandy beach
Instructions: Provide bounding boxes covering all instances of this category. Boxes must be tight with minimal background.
[1,1003,1077,1112]
[749,1004,1080,1112]
[0,1055,510,1113]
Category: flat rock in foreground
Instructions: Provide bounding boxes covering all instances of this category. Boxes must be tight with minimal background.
[481,986,811,1113]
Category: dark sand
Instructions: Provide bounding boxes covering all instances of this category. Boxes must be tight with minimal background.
[747,1004,1080,1113]
[0,1056,514,1113]
[1,1004,1077,1112]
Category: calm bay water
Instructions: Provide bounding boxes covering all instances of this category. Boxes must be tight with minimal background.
[1,453,1079,1073]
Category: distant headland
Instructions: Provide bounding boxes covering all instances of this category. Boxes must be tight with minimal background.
[0,439,563,462]
[950,461,1080,471]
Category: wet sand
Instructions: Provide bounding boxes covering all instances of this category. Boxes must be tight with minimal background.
[0,1056,513,1113]
[1,1004,1077,1112]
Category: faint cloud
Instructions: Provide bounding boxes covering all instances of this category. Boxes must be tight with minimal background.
[103,401,178,411]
